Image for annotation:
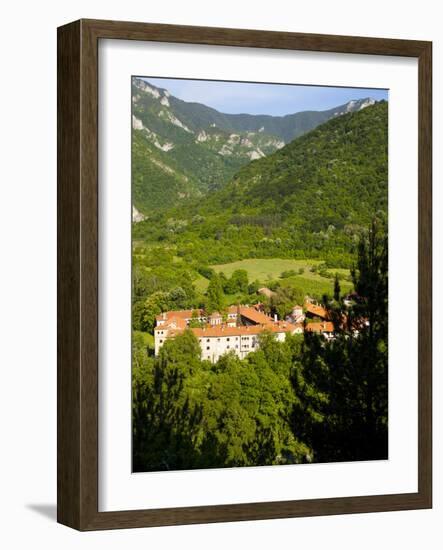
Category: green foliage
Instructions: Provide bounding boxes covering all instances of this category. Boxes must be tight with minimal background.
[133,222,388,470]
[292,222,388,462]
[224,269,249,294]
[248,279,261,295]
[206,273,225,313]
[333,273,341,301]
[132,78,379,214]
[132,78,289,213]
[132,268,198,332]
[270,285,305,319]
[197,265,215,280]
[131,94,389,471]
[133,103,387,273]
[209,101,388,242]
[133,330,310,471]
[281,269,297,278]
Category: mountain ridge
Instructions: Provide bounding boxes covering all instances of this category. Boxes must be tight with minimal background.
[135,77,376,142]
[133,101,388,268]
[132,77,379,214]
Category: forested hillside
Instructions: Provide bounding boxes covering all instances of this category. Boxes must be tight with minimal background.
[132,77,377,212]
[133,101,388,267]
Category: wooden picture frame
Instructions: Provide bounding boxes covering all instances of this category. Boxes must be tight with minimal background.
[57,18,432,530]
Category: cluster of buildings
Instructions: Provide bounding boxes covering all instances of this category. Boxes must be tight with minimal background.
[154,300,335,363]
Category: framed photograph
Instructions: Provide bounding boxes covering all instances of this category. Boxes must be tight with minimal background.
[57,19,432,530]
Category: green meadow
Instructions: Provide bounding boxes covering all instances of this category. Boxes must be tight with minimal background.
[211,258,352,298]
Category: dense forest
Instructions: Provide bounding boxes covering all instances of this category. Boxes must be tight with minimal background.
[133,223,388,471]
[133,101,388,268]
[132,77,376,212]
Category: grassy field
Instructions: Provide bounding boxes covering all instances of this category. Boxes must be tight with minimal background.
[211,259,323,281]
[211,258,353,298]
[132,251,353,301]
[279,274,352,297]
[194,273,211,293]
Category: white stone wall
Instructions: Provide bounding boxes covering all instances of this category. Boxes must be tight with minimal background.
[154,328,168,355]
[197,332,285,362]
[198,334,242,362]
[154,324,294,363]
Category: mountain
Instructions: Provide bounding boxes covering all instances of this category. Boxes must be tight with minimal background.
[132,78,285,213]
[133,101,388,267]
[207,100,388,232]
[132,77,377,214]
[167,91,376,143]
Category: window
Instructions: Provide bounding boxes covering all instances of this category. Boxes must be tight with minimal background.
[206,346,210,350]
[227,338,230,341]
[207,339,210,342]
[227,345,230,349]
[159,339,163,343]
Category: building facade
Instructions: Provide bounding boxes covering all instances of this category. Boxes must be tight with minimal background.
[154,304,309,362]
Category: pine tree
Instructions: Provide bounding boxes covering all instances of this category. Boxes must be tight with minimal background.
[206,273,224,313]
[333,273,341,302]
[293,220,388,463]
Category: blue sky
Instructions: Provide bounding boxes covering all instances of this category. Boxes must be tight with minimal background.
[143,77,388,116]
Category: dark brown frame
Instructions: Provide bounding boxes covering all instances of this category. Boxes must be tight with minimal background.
[57,18,432,531]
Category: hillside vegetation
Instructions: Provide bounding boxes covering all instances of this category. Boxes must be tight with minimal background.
[133,224,389,471]
[132,77,376,212]
[133,101,388,268]
[132,92,389,471]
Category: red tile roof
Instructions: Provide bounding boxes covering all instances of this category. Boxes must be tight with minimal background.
[305,321,334,333]
[304,302,329,320]
[257,287,275,298]
[238,307,274,325]
[156,309,204,322]
[209,312,222,318]
[191,321,297,338]
[154,316,187,331]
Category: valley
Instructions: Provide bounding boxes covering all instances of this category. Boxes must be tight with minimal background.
[131,78,389,472]
[132,77,378,213]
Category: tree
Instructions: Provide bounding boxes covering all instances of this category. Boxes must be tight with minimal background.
[178,272,197,305]
[140,291,170,332]
[248,279,261,295]
[225,269,249,294]
[218,271,228,292]
[293,221,388,463]
[333,273,341,301]
[133,328,312,472]
[132,330,207,472]
[168,286,188,309]
[246,334,311,464]
[206,273,225,313]
[270,285,304,320]
[189,309,203,328]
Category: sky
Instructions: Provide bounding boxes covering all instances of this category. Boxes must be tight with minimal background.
[143,77,388,116]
